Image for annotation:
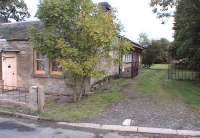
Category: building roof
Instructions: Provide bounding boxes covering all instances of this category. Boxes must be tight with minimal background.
[0,21,42,41]
[0,21,143,51]
[118,35,144,50]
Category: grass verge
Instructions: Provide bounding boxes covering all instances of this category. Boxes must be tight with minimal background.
[135,64,200,108]
[39,79,129,122]
[0,106,38,116]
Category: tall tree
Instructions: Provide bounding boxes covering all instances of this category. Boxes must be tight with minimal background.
[0,0,30,23]
[140,36,170,67]
[151,0,200,67]
[29,0,126,102]
[152,38,170,63]
[174,0,200,66]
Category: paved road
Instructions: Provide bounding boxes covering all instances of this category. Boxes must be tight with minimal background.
[0,117,192,138]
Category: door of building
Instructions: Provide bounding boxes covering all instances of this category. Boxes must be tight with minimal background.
[2,53,17,88]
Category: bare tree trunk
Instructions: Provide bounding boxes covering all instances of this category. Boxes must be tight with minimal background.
[73,75,78,102]
[78,77,86,101]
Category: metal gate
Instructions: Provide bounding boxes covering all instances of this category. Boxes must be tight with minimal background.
[168,51,200,81]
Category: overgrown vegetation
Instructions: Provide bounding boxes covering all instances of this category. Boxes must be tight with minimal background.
[135,64,200,108]
[39,79,129,121]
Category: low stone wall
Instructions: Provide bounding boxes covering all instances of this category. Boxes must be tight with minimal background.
[91,75,119,92]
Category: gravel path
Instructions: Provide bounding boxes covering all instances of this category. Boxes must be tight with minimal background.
[86,80,200,131]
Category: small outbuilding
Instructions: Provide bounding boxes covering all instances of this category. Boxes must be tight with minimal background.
[119,36,143,78]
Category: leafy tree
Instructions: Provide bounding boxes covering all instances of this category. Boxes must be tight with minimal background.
[152,38,170,63]
[150,0,200,18]
[138,33,153,68]
[29,0,124,102]
[138,33,151,46]
[151,0,200,68]
[150,0,177,18]
[174,0,200,67]
[142,46,157,68]
[139,35,170,68]
[0,0,30,23]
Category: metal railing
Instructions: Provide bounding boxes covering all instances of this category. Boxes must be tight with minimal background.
[0,85,29,103]
[168,63,200,81]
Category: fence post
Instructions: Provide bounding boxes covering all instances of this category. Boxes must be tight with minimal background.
[37,87,45,112]
[29,86,38,112]
[29,86,45,112]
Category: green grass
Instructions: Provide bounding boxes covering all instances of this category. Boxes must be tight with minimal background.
[151,64,169,70]
[0,106,38,116]
[39,79,129,122]
[136,64,200,108]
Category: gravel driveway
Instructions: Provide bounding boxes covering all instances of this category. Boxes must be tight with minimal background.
[86,80,200,131]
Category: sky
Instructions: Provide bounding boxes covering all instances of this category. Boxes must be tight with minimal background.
[24,0,174,42]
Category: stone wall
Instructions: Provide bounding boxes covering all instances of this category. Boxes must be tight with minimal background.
[90,51,119,85]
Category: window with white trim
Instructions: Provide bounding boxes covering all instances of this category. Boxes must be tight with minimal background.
[123,54,132,63]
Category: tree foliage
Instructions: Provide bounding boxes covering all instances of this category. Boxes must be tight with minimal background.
[151,0,200,68]
[138,33,151,46]
[0,0,30,22]
[138,34,170,67]
[173,0,200,66]
[152,38,170,63]
[29,0,122,102]
[150,0,177,19]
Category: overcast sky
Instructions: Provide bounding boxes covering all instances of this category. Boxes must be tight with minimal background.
[24,0,174,42]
